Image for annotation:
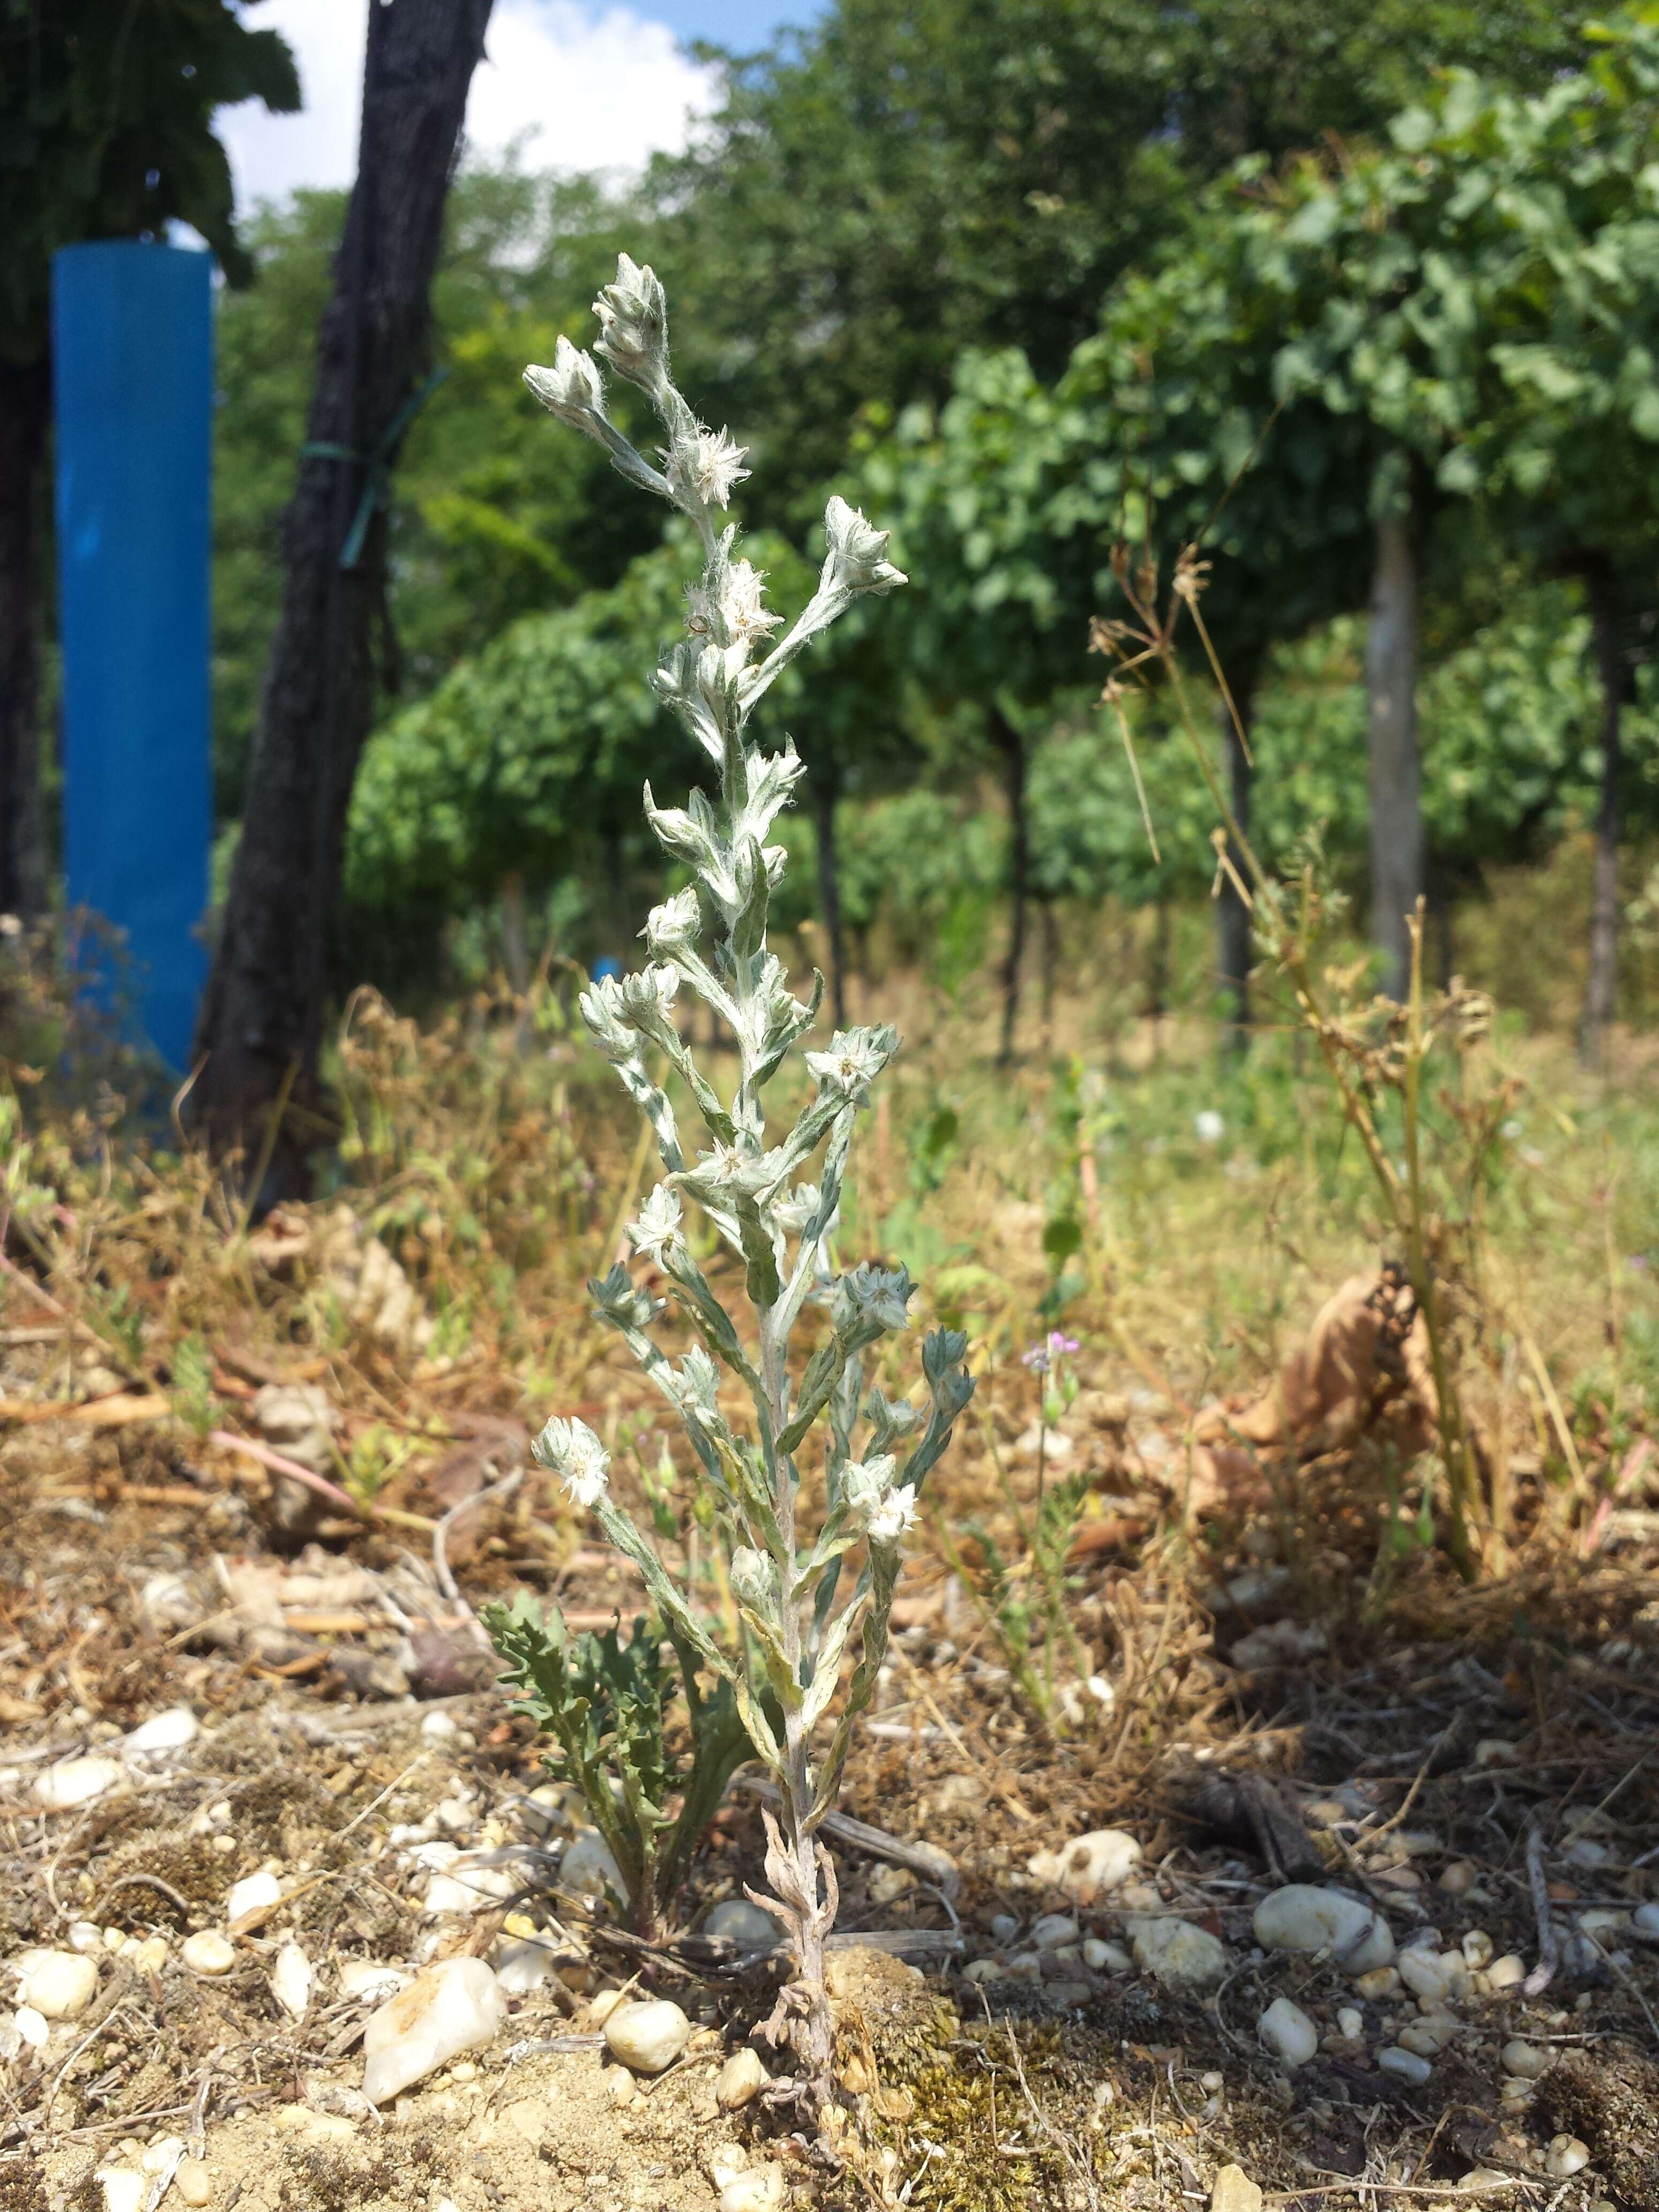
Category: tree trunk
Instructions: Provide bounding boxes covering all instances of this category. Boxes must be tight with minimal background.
[1366,513,1423,1003]
[1426,863,1454,989]
[1039,896,1058,1049]
[813,761,846,1030]
[1215,669,1256,1049]
[991,705,1027,1066]
[188,0,494,1189]
[0,358,51,923]
[1580,563,1624,1063]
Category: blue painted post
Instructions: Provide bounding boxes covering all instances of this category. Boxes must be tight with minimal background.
[51,242,213,1073]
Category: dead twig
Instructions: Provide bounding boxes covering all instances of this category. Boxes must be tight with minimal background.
[1523,1819,1559,1998]
[432,1466,526,1650]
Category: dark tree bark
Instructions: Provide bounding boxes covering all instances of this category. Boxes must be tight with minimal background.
[1038,895,1058,1048]
[813,760,847,1030]
[991,704,1027,1066]
[0,358,51,923]
[1215,666,1257,1050]
[189,0,494,1187]
[1580,561,1625,1063]
[1366,512,1424,1004]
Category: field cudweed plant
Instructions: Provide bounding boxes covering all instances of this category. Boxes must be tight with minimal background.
[499,257,975,2102]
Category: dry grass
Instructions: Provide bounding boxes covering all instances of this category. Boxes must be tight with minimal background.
[4,930,1659,2206]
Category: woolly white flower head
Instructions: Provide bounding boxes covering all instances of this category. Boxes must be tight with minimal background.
[686,557,782,650]
[867,1485,920,1548]
[806,1026,896,1100]
[630,1182,684,1267]
[841,1455,898,1527]
[533,1415,610,1509]
[668,427,749,511]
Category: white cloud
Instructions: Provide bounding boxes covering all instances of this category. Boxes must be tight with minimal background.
[218,0,716,214]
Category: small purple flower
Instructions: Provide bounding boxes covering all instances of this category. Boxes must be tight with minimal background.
[1022,1330,1079,1375]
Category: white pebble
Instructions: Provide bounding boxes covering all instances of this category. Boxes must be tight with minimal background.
[362,1957,507,2104]
[1031,1913,1079,1952]
[127,1935,167,1977]
[559,1828,622,1902]
[1563,1837,1609,1870]
[123,1707,198,1757]
[701,1899,778,1948]
[1025,1828,1141,1904]
[1397,1948,1467,2004]
[1124,1917,1229,1991]
[1337,2007,1362,2040]
[15,2006,48,2050]
[1398,2020,1453,2058]
[270,1942,313,2021]
[1632,1901,1659,1939]
[181,1933,236,1978]
[174,2158,212,2206]
[421,1709,459,1739]
[493,1940,555,1996]
[603,1997,691,2076]
[1460,1930,1493,1969]
[1082,1938,1129,1971]
[960,1958,1002,1984]
[1438,1860,1475,1895]
[585,1987,627,2027]
[33,1757,123,1811]
[715,2047,767,2111]
[339,1960,405,2002]
[1545,2134,1590,2178]
[1473,1739,1516,1767]
[988,1913,1019,1944]
[95,2170,146,2212]
[68,1922,104,1954]
[1354,1966,1400,1999]
[1258,1997,1317,2066]
[422,1865,518,1917]
[718,2166,784,2212]
[1500,2038,1551,2080]
[21,1951,98,2021]
[1252,1886,1394,1976]
[1483,1953,1526,1991]
[1377,2045,1432,2086]
[225,1871,282,1926]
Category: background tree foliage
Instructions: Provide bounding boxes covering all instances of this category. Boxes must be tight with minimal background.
[38,0,1659,1047]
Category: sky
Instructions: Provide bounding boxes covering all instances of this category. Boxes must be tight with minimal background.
[219,0,822,213]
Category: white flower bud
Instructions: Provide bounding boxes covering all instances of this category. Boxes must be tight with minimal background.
[821,495,906,599]
[833,1261,914,1335]
[523,335,606,429]
[643,887,701,958]
[592,253,669,390]
[841,1455,898,1527]
[730,1546,776,1616]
